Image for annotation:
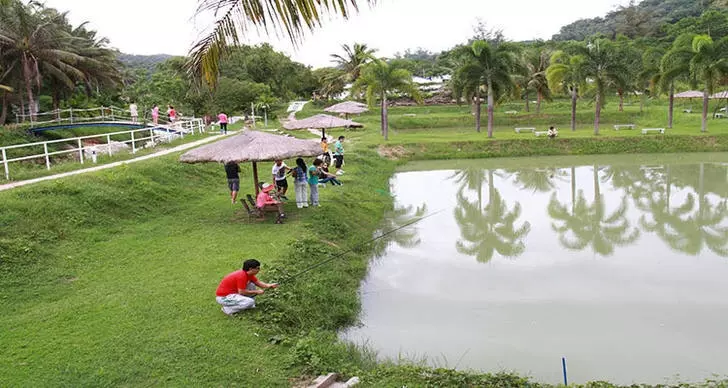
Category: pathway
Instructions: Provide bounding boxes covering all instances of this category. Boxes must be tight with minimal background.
[0,133,232,192]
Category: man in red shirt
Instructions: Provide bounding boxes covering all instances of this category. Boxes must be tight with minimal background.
[215,259,278,315]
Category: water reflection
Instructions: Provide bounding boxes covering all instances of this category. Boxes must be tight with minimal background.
[548,166,639,257]
[371,203,428,258]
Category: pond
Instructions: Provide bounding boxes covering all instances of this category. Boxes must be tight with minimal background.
[343,153,728,385]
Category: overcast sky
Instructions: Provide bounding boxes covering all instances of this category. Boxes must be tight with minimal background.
[44,0,630,68]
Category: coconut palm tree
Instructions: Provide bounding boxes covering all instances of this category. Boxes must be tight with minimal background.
[330,43,376,84]
[661,34,698,130]
[573,39,629,135]
[663,34,728,132]
[637,47,664,114]
[546,50,583,131]
[548,165,640,256]
[351,60,421,140]
[371,203,428,259]
[522,47,552,114]
[452,40,521,137]
[454,170,531,263]
[188,0,373,86]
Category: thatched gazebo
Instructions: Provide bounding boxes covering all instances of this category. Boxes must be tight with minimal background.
[179,130,321,195]
[674,91,703,98]
[324,101,369,118]
[283,113,363,137]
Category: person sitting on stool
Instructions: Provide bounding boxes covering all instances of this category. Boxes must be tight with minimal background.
[547,126,558,138]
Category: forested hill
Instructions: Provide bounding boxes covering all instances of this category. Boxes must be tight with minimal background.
[552,0,727,41]
[117,53,174,71]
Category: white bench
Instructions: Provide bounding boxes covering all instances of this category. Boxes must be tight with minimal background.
[642,128,665,134]
[514,127,535,133]
[534,131,548,137]
[715,113,725,118]
[614,124,635,130]
[504,110,518,115]
[683,109,693,113]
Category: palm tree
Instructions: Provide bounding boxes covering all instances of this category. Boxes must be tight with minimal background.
[664,34,728,132]
[637,47,664,114]
[351,60,421,140]
[452,40,521,137]
[661,34,697,130]
[371,203,428,259]
[574,39,628,135]
[546,50,583,131]
[548,165,640,256]
[523,48,552,114]
[454,170,531,263]
[188,0,373,86]
[330,43,376,84]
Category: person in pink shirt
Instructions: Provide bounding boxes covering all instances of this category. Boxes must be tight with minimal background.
[256,183,284,219]
[151,105,159,125]
[218,112,228,134]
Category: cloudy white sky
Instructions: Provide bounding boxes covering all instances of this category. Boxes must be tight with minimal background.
[44,0,630,68]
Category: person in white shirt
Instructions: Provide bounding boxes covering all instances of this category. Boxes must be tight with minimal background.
[129,102,138,123]
[271,159,289,200]
[547,126,558,138]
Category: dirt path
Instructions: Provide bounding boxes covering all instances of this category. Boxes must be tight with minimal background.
[0,133,230,192]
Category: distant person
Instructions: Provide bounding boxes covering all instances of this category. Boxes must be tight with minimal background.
[151,104,159,125]
[334,135,345,175]
[271,159,289,200]
[167,105,177,123]
[224,162,240,204]
[308,159,322,207]
[292,158,309,209]
[218,112,228,134]
[320,137,332,165]
[215,259,279,315]
[547,126,558,139]
[129,102,138,123]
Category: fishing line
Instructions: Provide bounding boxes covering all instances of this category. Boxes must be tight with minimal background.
[275,209,444,284]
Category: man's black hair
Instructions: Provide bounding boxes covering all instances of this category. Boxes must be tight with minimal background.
[243,259,261,271]
[338,135,345,140]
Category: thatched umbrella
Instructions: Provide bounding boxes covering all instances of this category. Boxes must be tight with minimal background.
[675,90,704,112]
[324,101,369,118]
[283,113,362,137]
[180,130,321,195]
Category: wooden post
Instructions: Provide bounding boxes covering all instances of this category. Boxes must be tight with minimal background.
[106,134,112,156]
[78,139,84,164]
[100,107,104,120]
[69,107,74,123]
[2,148,8,180]
[150,128,155,146]
[131,131,136,153]
[252,161,260,196]
[43,142,50,170]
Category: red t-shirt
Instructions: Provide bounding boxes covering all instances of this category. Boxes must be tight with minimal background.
[216,270,258,297]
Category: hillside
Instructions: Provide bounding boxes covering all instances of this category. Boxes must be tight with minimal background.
[117,53,174,71]
[552,0,725,41]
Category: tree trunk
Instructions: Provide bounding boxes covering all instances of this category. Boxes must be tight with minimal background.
[23,56,36,119]
[475,90,481,133]
[668,83,674,129]
[380,93,385,136]
[594,91,602,135]
[524,89,530,112]
[593,165,601,202]
[640,93,644,113]
[571,166,576,215]
[487,82,495,138]
[701,88,709,133]
[383,94,389,141]
[536,91,542,114]
[0,93,7,125]
[618,90,624,112]
[570,86,577,131]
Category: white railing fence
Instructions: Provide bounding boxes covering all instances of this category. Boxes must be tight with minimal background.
[1,118,205,180]
[15,106,185,128]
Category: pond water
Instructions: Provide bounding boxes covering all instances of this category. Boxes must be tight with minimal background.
[343,153,728,385]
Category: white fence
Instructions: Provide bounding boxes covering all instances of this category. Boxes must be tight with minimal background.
[15,106,199,128]
[1,118,205,180]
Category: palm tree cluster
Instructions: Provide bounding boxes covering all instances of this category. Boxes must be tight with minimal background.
[0,0,120,123]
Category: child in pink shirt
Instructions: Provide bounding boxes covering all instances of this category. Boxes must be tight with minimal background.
[218,112,228,134]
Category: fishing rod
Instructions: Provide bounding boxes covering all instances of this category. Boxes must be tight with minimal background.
[275,209,444,284]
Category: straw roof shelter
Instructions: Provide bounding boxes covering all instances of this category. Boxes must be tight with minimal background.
[324,101,370,116]
[283,113,362,137]
[674,91,704,98]
[180,130,321,195]
[710,91,728,99]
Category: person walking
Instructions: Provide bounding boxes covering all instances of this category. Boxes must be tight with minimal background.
[292,158,308,209]
[218,111,229,134]
[151,104,159,125]
[224,162,240,204]
[271,159,289,200]
[334,135,345,175]
[167,105,177,123]
[215,259,279,315]
[129,102,138,123]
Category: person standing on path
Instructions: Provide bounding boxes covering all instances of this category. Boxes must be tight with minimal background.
[151,104,159,125]
[334,135,345,175]
[215,259,279,315]
[224,162,240,204]
[292,158,309,209]
[218,112,228,134]
[167,105,177,123]
[271,159,289,200]
[129,102,138,123]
